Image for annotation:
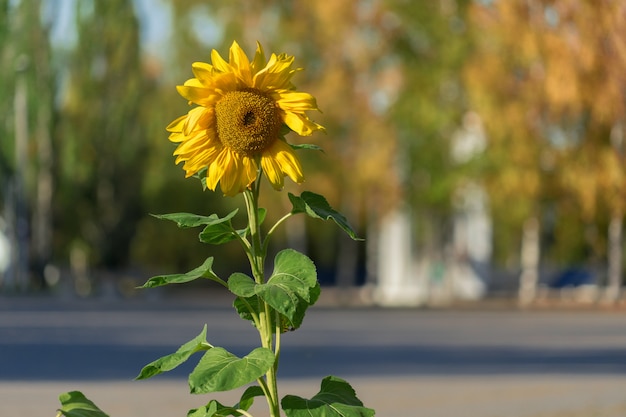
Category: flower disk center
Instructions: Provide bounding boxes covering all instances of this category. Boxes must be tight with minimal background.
[215,89,281,156]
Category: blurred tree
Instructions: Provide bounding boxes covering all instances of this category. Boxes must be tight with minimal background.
[0,0,55,290]
[0,0,11,180]
[466,0,626,300]
[54,0,149,278]
[385,0,474,256]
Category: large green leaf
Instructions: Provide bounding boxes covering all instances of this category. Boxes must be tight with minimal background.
[288,192,361,240]
[189,347,275,394]
[57,391,109,417]
[139,257,220,288]
[268,249,318,298]
[135,325,211,380]
[281,376,375,417]
[228,250,319,331]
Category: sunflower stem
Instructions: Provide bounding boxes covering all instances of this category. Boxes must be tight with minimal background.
[244,173,281,417]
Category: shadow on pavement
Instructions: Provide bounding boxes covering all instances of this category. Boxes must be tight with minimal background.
[2,342,626,381]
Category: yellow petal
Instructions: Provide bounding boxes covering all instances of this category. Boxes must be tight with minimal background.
[211,48,231,73]
[169,131,185,143]
[241,156,259,188]
[166,115,187,133]
[229,40,252,84]
[206,149,230,191]
[254,53,296,90]
[173,130,211,156]
[261,153,284,190]
[183,107,211,135]
[275,91,320,112]
[251,41,266,74]
[281,111,324,136]
[176,85,214,106]
[191,62,214,85]
[268,140,305,184]
[219,154,241,196]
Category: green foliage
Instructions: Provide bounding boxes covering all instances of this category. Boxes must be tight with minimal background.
[139,257,221,288]
[152,210,238,229]
[289,192,361,241]
[58,187,371,416]
[188,386,264,417]
[230,249,320,332]
[56,391,109,417]
[189,347,275,394]
[152,210,242,245]
[135,325,211,380]
[281,376,375,417]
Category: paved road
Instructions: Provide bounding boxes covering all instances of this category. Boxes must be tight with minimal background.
[1,295,626,416]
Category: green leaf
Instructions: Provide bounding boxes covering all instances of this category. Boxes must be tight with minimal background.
[57,391,109,417]
[152,209,237,229]
[188,386,265,417]
[237,385,266,411]
[288,191,362,240]
[199,223,238,245]
[281,376,375,417]
[135,325,211,380]
[228,250,320,332]
[269,249,318,298]
[189,347,275,394]
[197,209,240,244]
[260,249,319,327]
[228,273,257,297]
[187,400,241,417]
[139,257,221,288]
[233,294,262,326]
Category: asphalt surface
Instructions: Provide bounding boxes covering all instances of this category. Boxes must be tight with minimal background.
[1,293,626,416]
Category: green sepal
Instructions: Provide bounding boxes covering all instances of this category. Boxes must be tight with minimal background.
[135,325,212,380]
[290,143,324,152]
[57,391,109,417]
[139,257,222,288]
[281,376,375,417]
[288,191,362,240]
[193,167,208,191]
[189,347,275,394]
[229,249,320,332]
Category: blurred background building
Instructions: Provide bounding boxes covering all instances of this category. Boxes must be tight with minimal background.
[0,0,624,306]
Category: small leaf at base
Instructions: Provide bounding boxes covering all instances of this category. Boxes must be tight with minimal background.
[57,391,109,417]
[281,376,375,417]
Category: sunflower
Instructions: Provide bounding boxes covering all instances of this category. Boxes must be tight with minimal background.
[167,41,324,196]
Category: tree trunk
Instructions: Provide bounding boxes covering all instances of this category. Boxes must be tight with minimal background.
[605,213,623,302]
[519,216,540,305]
